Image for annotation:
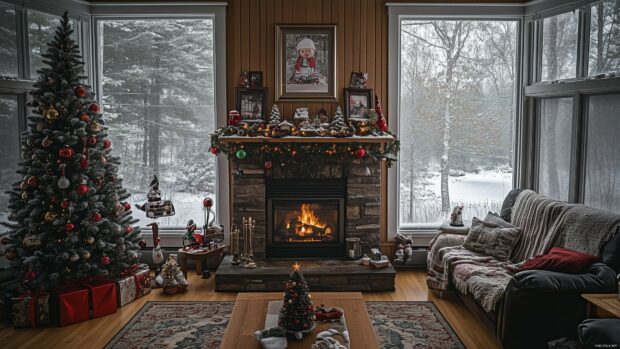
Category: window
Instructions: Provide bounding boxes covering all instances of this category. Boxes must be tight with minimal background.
[537,97,573,201]
[98,18,217,228]
[398,20,517,226]
[584,94,620,212]
[27,9,63,79]
[589,0,620,76]
[0,95,20,233]
[0,2,18,78]
[541,11,578,81]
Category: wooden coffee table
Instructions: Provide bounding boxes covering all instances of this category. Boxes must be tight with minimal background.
[582,293,620,318]
[221,292,379,348]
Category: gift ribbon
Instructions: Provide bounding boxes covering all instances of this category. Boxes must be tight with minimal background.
[21,291,48,328]
[119,265,141,278]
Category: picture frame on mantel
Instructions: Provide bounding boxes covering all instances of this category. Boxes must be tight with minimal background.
[344,88,373,120]
[235,87,267,123]
[275,24,337,102]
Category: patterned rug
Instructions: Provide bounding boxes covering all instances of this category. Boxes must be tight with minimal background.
[105,301,464,349]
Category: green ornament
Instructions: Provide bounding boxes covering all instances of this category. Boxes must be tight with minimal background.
[235,149,247,159]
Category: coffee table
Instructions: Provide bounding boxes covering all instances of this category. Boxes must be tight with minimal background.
[221,292,379,349]
[582,293,620,318]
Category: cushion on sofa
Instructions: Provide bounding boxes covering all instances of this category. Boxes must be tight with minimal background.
[452,263,514,313]
[499,188,526,222]
[521,247,599,273]
[484,212,515,228]
[464,217,521,262]
[601,226,620,272]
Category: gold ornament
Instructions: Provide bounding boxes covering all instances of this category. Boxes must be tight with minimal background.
[288,299,293,304]
[44,211,58,222]
[82,251,91,259]
[89,121,103,133]
[85,236,95,244]
[21,191,28,200]
[44,107,59,122]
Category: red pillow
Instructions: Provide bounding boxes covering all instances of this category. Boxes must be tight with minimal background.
[521,247,599,273]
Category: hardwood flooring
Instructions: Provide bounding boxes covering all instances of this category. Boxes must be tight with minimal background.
[0,271,501,349]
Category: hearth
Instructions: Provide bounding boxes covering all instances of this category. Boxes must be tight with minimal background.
[266,179,346,258]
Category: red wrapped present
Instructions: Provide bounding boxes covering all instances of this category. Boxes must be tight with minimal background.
[80,278,117,319]
[11,291,51,328]
[116,264,151,307]
[55,283,89,326]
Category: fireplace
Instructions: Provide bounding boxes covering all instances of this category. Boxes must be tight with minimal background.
[266,179,346,258]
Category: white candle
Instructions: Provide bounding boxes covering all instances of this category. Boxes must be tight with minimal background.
[348,249,355,258]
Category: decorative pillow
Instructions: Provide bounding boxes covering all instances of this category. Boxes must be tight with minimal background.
[500,188,526,222]
[484,212,515,228]
[463,217,521,262]
[522,247,599,273]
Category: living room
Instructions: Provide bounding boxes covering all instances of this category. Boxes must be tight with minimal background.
[0,0,619,348]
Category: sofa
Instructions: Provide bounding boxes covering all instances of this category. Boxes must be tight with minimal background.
[427,189,620,349]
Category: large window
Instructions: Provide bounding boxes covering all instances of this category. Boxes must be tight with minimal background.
[398,20,517,227]
[0,95,20,233]
[589,0,620,76]
[537,98,573,201]
[540,11,578,81]
[0,2,18,78]
[98,18,217,228]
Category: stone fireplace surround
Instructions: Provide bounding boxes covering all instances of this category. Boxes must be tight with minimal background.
[231,158,381,260]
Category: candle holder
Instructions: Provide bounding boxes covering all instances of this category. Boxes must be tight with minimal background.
[230,224,241,265]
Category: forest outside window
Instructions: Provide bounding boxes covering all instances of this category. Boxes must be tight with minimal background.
[0,2,18,78]
[588,0,620,76]
[97,18,216,228]
[540,11,578,82]
[398,19,517,228]
[0,95,20,234]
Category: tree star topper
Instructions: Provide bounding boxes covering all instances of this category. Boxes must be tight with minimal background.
[292,262,301,271]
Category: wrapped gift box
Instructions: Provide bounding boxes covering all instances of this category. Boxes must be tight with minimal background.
[55,283,89,326]
[116,265,151,307]
[11,292,51,328]
[80,278,117,319]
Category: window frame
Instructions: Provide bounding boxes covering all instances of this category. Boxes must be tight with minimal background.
[387,4,526,238]
[90,3,228,242]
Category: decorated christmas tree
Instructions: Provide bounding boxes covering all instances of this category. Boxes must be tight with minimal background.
[0,13,142,290]
[155,255,188,294]
[329,107,349,136]
[278,263,315,333]
[269,104,281,127]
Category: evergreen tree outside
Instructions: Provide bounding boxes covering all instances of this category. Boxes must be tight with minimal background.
[278,263,315,333]
[0,13,142,290]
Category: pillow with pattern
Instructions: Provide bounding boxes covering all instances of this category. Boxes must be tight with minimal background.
[463,217,521,262]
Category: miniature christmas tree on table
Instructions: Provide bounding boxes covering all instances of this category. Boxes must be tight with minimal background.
[329,107,350,137]
[278,262,315,338]
[269,105,281,128]
[0,12,141,290]
[155,255,188,294]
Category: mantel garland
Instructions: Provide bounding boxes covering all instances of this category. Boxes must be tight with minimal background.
[209,122,400,168]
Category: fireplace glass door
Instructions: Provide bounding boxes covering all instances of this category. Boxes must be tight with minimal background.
[272,200,340,243]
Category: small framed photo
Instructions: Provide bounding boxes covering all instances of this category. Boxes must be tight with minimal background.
[235,87,267,122]
[248,71,263,87]
[275,24,337,101]
[344,88,373,120]
[349,71,368,88]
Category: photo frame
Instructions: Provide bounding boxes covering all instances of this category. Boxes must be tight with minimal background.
[344,88,373,120]
[275,24,337,101]
[235,87,267,123]
[248,71,263,87]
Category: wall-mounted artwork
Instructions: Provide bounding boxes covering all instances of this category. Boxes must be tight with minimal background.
[235,87,267,122]
[344,88,373,120]
[275,24,337,101]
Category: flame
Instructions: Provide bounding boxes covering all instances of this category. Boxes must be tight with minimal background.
[297,204,325,235]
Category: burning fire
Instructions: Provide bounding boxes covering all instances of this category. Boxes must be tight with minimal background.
[285,204,332,241]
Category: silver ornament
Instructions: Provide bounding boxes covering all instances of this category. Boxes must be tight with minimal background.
[70,254,79,262]
[58,176,70,189]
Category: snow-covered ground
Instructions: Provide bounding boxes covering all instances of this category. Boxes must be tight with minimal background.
[400,169,513,224]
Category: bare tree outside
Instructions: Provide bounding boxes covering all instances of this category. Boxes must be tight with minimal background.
[399,20,517,225]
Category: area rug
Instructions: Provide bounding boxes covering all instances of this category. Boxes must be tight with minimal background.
[105,301,464,349]
[367,301,465,349]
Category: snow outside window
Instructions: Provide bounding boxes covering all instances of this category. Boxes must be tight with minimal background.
[0,2,18,78]
[588,0,620,76]
[0,95,21,234]
[540,11,578,82]
[28,9,76,80]
[98,18,216,228]
[398,20,516,227]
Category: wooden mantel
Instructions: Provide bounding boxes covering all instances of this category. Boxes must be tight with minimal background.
[217,135,396,144]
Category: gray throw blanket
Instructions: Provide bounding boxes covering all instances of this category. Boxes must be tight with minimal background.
[559,205,620,257]
[510,190,572,263]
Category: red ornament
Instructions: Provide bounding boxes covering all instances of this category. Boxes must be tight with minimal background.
[88,103,100,113]
[60,199,69,209]
[138,239,147,248]
[59,146,74,159]
[26,176,39,187]
[87,136,97,145]
[264,161,273,169]
[75,184,88,196]
[79,113,90,122]
[80,158,88,170]
[209,146,219,155]
[126,226,133,233]
[354,147,366,159]
[103,139,112,149]
[24,271,36,282]
[92,212,102,222]
[109,175,117,183]
[65,223,75,232]
[123,202,131,211]
[100,255,111,265]
[203,198,213,208]
[74,85,87,97]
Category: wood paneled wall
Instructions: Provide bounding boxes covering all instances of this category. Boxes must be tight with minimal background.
[226,0,389,119]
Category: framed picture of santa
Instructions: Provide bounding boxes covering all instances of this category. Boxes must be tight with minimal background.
[275,24,337,101]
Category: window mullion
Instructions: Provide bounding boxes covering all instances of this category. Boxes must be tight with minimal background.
[576,7,591,78]
[15,5,30,80]
[568,92,584,203]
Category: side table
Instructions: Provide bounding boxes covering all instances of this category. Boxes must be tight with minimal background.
[582,293,620,318]
[177,245,226,276]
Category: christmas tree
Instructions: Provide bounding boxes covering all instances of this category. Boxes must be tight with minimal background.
[155,255,188,294]
[278,263,315,333]
[329,107,349,135]
[269,104,281,127]
[0,13,142,290]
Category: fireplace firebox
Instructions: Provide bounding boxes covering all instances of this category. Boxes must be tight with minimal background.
[266,179,346,258]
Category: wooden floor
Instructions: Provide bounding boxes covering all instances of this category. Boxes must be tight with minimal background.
[0,271,501,349]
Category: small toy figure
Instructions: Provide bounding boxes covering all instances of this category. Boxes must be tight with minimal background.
[294,38,316,80]
[182,219,199,248]
[450,205,464,226]
[135,175,175,218]
[239,71,250,87]
[227,110,241,125]
[394,233,414,264]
